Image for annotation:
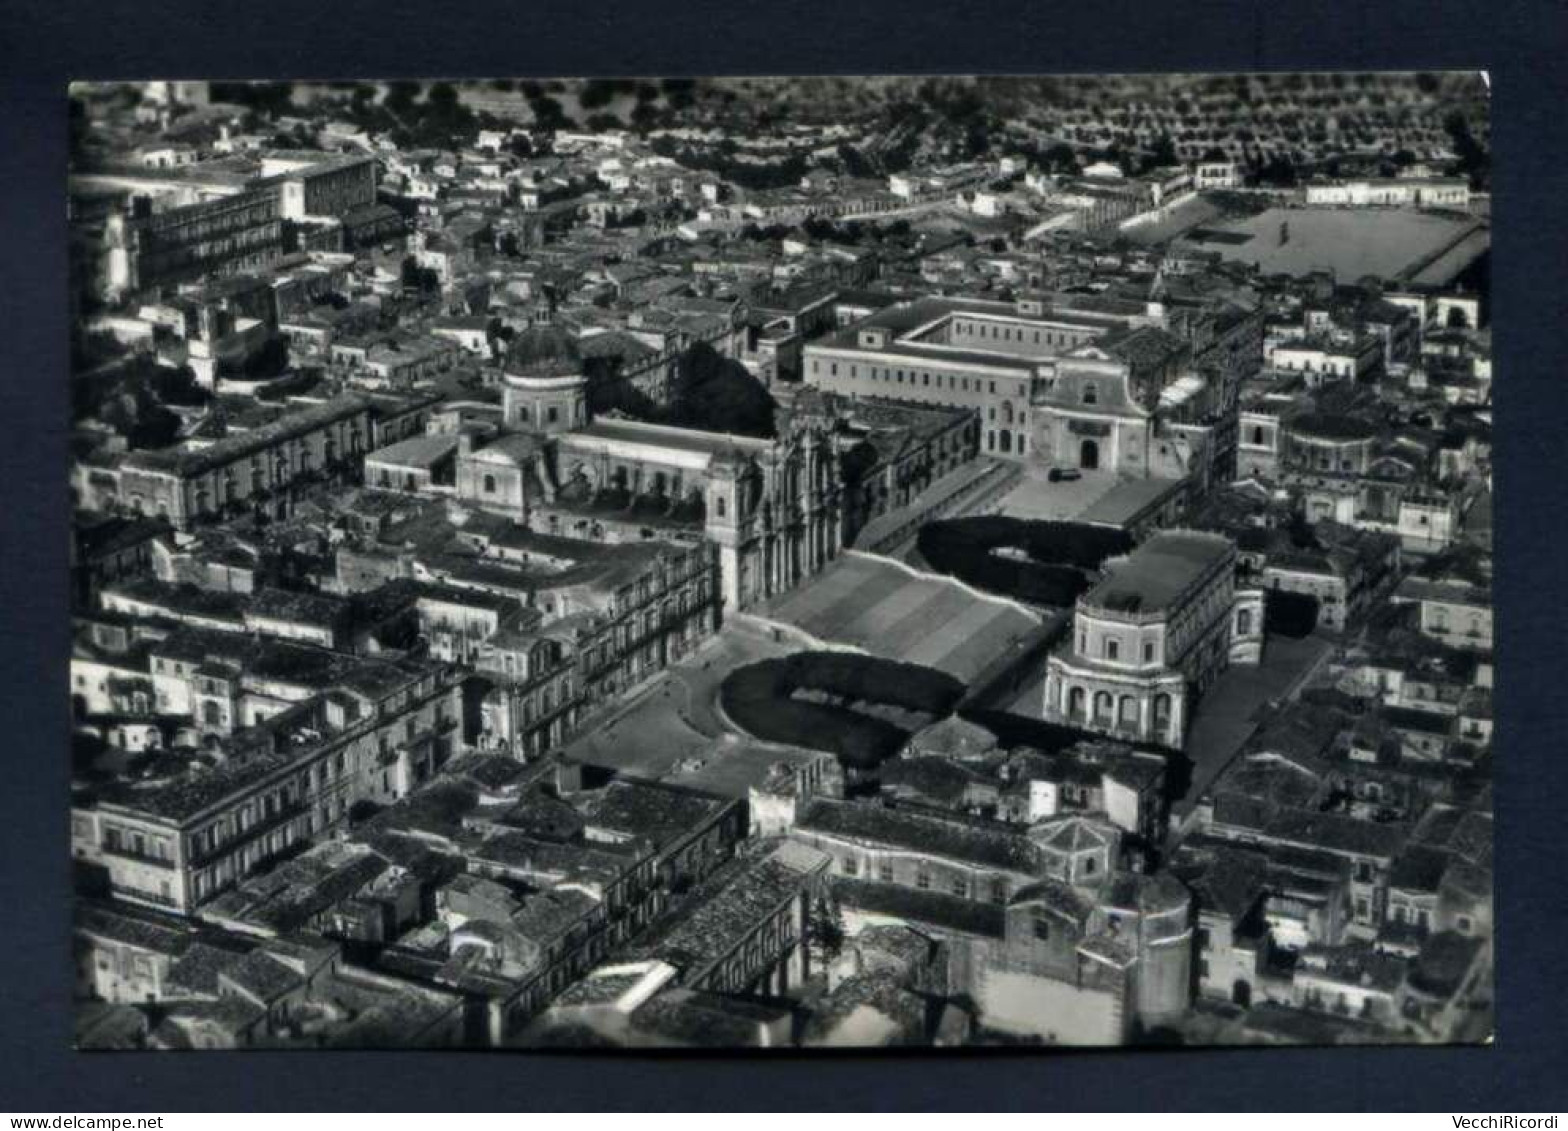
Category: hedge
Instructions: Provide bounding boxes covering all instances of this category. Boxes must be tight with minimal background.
[916,517,1134,607]
[720,652,964,770]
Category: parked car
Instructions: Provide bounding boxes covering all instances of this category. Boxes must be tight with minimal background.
[1048,467,1082,483]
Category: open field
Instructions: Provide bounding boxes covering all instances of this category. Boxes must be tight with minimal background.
[1182,206,1488,284]
[754,551,1056,685]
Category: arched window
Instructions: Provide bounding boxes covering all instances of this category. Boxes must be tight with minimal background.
[1092,691,1114,723]
[1251,425,1265,445]
[1082,382,1098,405]
[483,474,497,494]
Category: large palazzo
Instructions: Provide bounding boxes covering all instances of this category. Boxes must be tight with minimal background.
[1042,530,1264,750]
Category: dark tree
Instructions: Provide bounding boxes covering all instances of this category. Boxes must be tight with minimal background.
[227,336,290,380]
[666,342,776,438]
[211,81,295,118]
[808,897,848,965]
[577,79,619,111]
[660,78,697,110]
[1443,110,1490,190]
[528,95,568,131]
[1142,133,1179,172]
[1043,142,1080,174]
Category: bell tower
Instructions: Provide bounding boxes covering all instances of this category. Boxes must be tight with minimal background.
[706,449,750,611]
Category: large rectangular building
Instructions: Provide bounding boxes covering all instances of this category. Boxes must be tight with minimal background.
[83,153,378,301]
[801,296,1145,461]
[72,659,465,915]
[101,395,373,529]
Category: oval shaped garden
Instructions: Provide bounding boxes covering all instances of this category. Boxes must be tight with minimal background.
[718,651,966,772]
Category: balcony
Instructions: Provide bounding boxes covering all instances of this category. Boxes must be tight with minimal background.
[187,799,309,867]
[100,841,176,869]
[117,885,181,911]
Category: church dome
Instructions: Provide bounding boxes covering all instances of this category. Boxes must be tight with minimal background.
[507,325,582,379]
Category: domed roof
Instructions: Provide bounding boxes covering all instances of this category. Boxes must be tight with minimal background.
[507,325,582,377]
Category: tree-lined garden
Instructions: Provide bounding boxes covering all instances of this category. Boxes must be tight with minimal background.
[720,652,964,770]
[916,517,1133,608]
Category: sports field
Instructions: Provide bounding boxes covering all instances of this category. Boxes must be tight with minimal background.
[1183,206,1488,284]
[1120,193,1230,246]
[756,551,1055,684]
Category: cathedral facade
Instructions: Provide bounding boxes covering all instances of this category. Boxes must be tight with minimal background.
[453,327,845,612]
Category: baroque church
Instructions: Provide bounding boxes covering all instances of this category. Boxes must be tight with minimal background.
[452,326,845,611]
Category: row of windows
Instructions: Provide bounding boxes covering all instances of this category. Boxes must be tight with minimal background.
[838,853,1009,902]
[1064,686,1175,728]
[1079,632,1160,665]
[101,824,172,861]
[1427,608,1488,635]
[953,320,1088,349]
[815,356,1027,401]
[985,429,1026,455]
[513,403,566,425]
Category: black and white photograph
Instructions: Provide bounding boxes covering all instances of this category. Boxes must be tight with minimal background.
[64,72,1496,1053]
